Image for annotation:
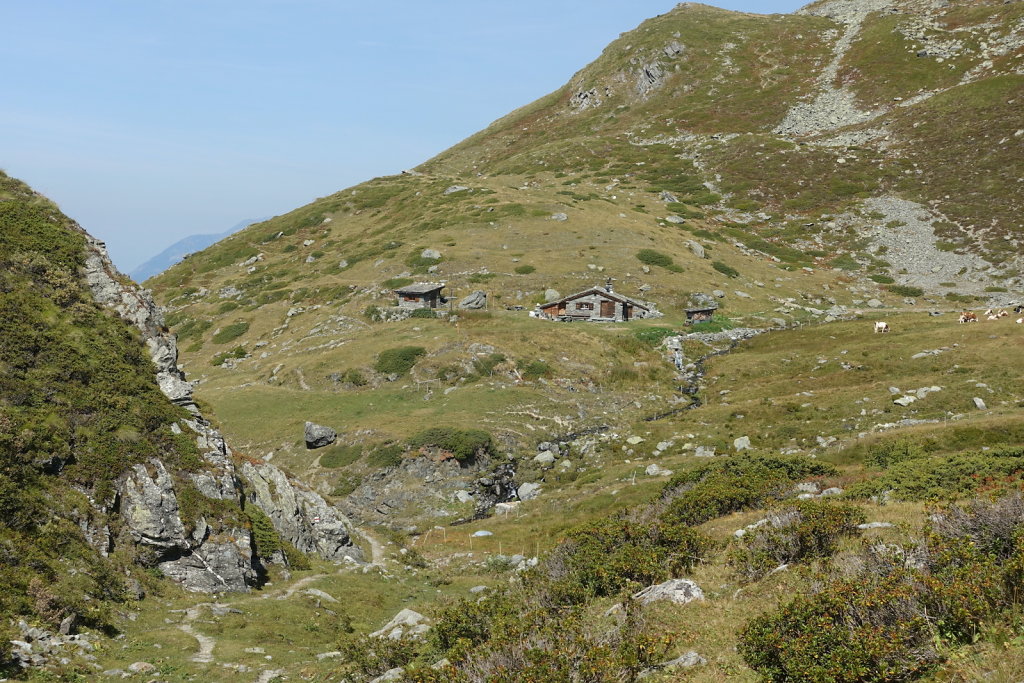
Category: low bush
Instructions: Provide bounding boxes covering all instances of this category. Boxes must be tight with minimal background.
[212,320,250,344]
[406,427,494,463]
[211,346,246,366]
[514,264,536,274]
[339,368,367,386]
[636,249,675,268]
[409,308,436,319]
[366,443,404,469]
[374,346,426,376]
[471,353,506,377]
[660,455,837,527]
[729,501,865,582]
[740,494,1024,681]
[517,359,552,380]
[869,273,896,284]
[712,260,740,278]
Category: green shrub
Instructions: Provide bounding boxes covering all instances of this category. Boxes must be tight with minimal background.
[545,517,714,599]
[363,305,384,322]
[514,264,536,274]
[866,438,926,468]
[212,321,250,344]
[211,346,246,366]
[869,273,895,284]
[374,346,426,376]
[366,443,404,469]
[339,368,367,386]
[729,501,865,582]
[712,261,740,278]
[217,301,239,314]
[740,494,1024,681]
[636,249,675,268]
[518,359,552,380]
[887,284,924,297]
[245,506,282,558]
[984,286,1008,293]
[467,272,498,283]
[406,427,495,463]
[472,353,506,377]
[660,456,838,527]
[409,308,436,319]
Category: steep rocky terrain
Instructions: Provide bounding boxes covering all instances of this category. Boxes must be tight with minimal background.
[0,172,363,676]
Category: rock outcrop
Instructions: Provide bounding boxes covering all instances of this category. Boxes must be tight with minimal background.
[305,421,338,449]
[80,232,363,592]
[242,460,363,563]
[458,290,487,310]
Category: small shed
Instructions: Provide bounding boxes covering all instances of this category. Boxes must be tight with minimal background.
[394,282,446,309]
[539,279,654,322]
[685,304,718,324]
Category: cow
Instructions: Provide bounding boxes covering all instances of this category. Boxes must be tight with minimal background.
[959,311,978,323]
[874,321,890,334]
[987,314,1000,321]
[998,310,1010,318]
[1014,305,1024,314]
[1017,318,1023,324]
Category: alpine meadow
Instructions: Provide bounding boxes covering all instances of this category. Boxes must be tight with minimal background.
[3,1,1024,681]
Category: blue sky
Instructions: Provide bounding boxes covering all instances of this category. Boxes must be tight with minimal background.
[2,1,804,272]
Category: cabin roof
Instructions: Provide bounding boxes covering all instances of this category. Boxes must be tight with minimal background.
[394,282,445,295]
[685,304,718,314]
[542,286,651,311]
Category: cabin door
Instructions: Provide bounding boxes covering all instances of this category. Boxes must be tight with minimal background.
[600,301,615,318]
[623,305,632,321]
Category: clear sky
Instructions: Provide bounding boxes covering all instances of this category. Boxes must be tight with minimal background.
[2,1,804,273]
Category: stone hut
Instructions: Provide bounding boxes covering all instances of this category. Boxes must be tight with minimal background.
[685,304,718,324]
[394,282,445,310]
[539,279,655,322]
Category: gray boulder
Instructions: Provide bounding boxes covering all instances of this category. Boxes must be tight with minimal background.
[421,248,442,260]
[633,579,704,605]
[305,421,337,449]
[241,460,363,563]
[544,289,561,302]
[443,185,468,195]
[371,609,430,640]
[687,240,706,259]
[459,290,487,310]
[551,212,568,222]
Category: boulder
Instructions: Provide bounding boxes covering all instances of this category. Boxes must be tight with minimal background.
[533,451,556,466]
[517,482,542,500]
[551,212,568,222]
[686,240,705,259]
[544,289,560,302]
[661,651,706,670]
[695,446,716,458]
[458,290,487,310]
[421,248,442,260]
[633,579,704,605]
[973,397,988,410]
[304,421,337,449]
[645,464,673,477]
[665,215,685,224]
[734,436,752,451]
[443,185,468,195]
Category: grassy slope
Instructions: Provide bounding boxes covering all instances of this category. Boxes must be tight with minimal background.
[134,1,1024,679]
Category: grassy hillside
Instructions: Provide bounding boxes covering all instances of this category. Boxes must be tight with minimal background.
[127,0,1024,679]
[0,171,207,672]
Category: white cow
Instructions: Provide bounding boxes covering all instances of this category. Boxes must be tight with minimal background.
[874,321,890,334]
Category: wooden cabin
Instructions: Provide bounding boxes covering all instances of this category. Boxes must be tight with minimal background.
[539,280,654,322]
[394,282,445,309]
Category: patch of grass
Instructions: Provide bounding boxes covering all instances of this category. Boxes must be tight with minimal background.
[887,284,924,298]
[212,321,250,344]
[406,427,495,463]
[374,346,427,376]
[211,346,246,366]
[514,265,536,275]
[319,444,363,469]
[869,273,895,284]
[712,261,740,278]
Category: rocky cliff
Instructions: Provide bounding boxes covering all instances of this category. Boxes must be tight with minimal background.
[81,234,364,589]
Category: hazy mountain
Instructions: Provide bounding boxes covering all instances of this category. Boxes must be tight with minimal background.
[129,218,265,282]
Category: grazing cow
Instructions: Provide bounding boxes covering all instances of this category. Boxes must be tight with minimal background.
[959,311,978,323]
[874,321,890,334]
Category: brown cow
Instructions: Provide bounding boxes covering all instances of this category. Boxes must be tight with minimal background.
[959,311,978,323]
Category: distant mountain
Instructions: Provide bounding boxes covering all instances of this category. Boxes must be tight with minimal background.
[130,218,265,282]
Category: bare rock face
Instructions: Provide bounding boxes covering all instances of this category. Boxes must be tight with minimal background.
[119,459,258,592]
[242,460,363,563]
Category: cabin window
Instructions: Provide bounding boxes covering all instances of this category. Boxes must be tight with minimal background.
[403,295,418,302]
[576,302,594,311]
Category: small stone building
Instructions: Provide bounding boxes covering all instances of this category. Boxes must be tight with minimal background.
[539,280,655,322]
[394,282,446,309]
[685,304,718,324]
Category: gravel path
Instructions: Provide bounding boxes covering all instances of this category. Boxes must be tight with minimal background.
[177,604,218,664]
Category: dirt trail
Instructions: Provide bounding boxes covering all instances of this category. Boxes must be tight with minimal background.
[177,604,218,663]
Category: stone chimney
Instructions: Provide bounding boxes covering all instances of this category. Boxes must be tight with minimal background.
[605,277,613,293]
